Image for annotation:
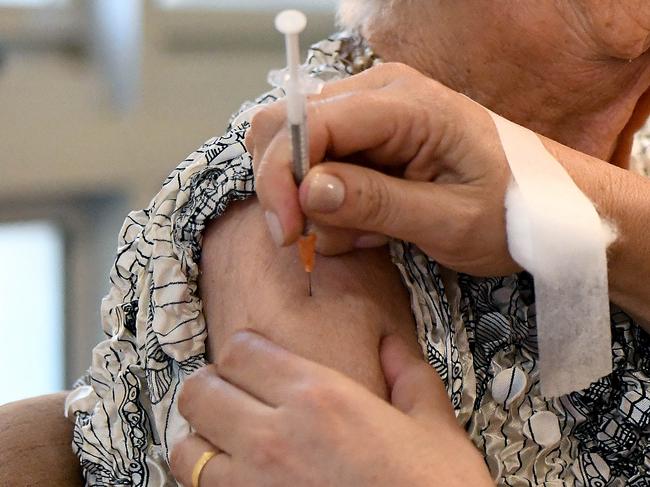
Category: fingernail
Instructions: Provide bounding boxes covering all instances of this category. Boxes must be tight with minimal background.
[305,173,345,213]
[354,233,389,249]
[264,211,285,246]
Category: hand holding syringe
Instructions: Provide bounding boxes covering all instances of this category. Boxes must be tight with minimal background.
[275,10,317,296]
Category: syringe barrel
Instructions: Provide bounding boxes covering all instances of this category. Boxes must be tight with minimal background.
[290,117,310,183]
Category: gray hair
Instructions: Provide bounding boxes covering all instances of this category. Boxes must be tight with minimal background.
[337,0,384,32]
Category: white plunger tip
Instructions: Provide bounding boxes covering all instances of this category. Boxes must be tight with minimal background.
[275,9,307,35]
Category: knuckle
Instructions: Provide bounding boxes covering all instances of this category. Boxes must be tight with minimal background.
[376,61,414,78]
[178,365,216,418]
[294,380,342,412]
[217,330,253,372]
[251,130,290,184]
[248,104,285,167]
[250,103,284,135]
[249,106,274,132]
[177,379,197,420]
[249,428,289,469]
[356,174,395,229]
[375,61,400,75]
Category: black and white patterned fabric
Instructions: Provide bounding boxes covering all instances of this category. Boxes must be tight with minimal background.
[66,33,650,486]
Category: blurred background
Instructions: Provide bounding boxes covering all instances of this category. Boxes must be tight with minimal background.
[0,0,337,405]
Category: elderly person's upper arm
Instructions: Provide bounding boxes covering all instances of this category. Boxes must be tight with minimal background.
[199,198,420,398]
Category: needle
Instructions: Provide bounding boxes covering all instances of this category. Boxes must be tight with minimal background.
[275,10,315,297]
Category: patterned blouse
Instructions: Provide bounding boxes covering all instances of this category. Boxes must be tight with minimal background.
[66,33,650,486]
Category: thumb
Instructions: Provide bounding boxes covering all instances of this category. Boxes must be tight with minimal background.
[299,163,453,247]
[380,335,456,424]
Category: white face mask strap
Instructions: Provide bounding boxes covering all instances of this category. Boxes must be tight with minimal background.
[487,110,614,397]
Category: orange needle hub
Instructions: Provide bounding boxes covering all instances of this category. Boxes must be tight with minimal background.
[297,234,316,273]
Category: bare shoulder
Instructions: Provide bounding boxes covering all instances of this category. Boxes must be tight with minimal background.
[0,392,83,487]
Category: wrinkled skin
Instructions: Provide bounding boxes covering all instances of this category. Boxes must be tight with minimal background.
[362,0,650,162]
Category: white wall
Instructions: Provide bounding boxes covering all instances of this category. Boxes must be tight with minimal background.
[0,4,336,386]
[0,8,334,207]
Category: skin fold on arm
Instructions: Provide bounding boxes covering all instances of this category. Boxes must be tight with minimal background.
[199,198,421,399]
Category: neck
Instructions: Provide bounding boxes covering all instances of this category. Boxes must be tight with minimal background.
[363,1,650,163]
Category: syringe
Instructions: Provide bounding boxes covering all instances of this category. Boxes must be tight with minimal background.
[275,9,316,296]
